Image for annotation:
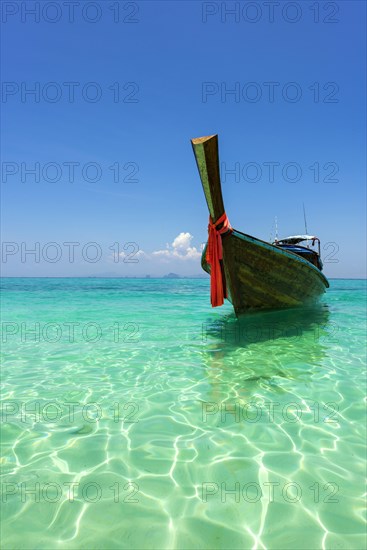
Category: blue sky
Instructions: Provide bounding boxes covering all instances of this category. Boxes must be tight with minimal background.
[1,0,366,277]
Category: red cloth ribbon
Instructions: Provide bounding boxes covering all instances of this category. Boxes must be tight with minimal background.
[206,212,232,307]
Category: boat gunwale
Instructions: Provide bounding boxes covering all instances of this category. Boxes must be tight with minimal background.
[202,228,329,288]
[232,230,329,287]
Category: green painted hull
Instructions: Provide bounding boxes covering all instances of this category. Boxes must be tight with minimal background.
[202,229,329,315]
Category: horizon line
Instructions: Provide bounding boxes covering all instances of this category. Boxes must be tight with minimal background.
[1,276,366,281]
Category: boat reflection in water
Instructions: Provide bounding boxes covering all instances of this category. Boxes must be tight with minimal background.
[201,304,333,407]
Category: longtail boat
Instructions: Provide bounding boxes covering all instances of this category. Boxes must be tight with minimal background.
[191,134,329,316]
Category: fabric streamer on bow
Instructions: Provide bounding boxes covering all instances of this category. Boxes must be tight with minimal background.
[206,212,232,307]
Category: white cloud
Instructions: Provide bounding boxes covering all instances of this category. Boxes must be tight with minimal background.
[172,232,192,251]
[108,233,203,264]
[152,232,202,261]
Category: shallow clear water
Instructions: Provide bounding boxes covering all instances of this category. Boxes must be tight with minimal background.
[1,278,366,549]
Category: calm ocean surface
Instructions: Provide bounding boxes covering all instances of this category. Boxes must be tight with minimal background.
[1,277,366,549]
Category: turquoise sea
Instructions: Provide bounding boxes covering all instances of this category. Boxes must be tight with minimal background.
[1,277,366,550]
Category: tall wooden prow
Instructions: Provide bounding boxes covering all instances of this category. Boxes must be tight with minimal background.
[191,134,233,308]
[191,135,225,224]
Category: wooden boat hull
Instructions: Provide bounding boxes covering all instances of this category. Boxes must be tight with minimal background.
[202,229,329,315]
[192,134,329,316]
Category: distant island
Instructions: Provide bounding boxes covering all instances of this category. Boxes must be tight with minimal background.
[163,273,180,279]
